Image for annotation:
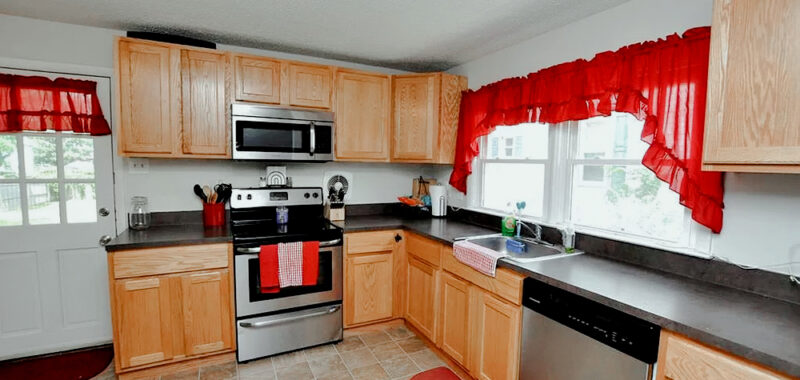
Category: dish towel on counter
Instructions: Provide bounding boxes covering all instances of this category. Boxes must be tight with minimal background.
[259,241,320,293]
[452,240,507,277]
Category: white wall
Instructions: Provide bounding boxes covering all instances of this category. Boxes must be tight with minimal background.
[0,14,433,232]
[439,0,800,275]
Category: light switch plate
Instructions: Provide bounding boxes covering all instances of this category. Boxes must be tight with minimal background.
[128,158,149,174]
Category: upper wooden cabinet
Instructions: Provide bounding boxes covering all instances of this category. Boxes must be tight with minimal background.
[335,70,391,161]
[656,330,792,380]
[702,0,800,173]
[116,37,230,158]
[288,62,333,109]
[234,55,281,104]
[391,73,467,164]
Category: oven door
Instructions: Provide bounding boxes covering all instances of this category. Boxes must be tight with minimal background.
[232,115,333,161]
[234,242,342,318]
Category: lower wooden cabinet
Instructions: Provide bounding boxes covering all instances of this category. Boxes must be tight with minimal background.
[470,288,521,380]
[345,253,394,325]
[406,255,439,342]
[114,276,175,368]
[656,330,792,380]
[180,270,233,356]
[437,271,471,368]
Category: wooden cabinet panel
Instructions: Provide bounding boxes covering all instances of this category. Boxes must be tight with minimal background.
[234,55,281,104]
[656,330,791,380]
[335,70,391,161]
[117,40,178,155]
[345,230,398,255]
[406,232,442,267]
[345,253,394,326]
[115,276,174,369]
[470,289,521,380]
[438,272,471,368]
[437,74,468,164]
[406,256,438,342]
[441,249,524,305]
[703,0,800,170]
[181,50,229,156]
[288,62,332,109]
[112,243,229,279]
[392,74,439,162]
[180,270,233,356]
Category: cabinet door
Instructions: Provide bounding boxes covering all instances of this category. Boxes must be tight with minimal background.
[117,40,178,155]
[114,276,174,369]
[703,0,800,169]
[181,50,229,156]
[405,256,438,342]
[470,289,521,380]
[180,270,233,356]
[234,55,281,104]
[438,272,471,367]
[335,70,391,161]
[392,74,439,162]
[345,253,394,326]
[436,74,467,164]
[288,62,332,109]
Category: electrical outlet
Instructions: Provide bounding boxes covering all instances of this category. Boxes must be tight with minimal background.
[128,158,149,174]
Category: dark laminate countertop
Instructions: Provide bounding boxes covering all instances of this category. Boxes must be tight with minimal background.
[105,224,231,251]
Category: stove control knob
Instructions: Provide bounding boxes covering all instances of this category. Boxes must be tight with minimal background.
[312,192,319,198]
[236,194,242,201]
[246,194,252,200]
[304,193,310,199]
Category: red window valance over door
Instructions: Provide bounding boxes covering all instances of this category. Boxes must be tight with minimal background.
[0,73,111,135]
[450,27,724,233]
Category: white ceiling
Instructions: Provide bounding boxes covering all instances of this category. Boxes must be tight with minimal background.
[0,0,629,71]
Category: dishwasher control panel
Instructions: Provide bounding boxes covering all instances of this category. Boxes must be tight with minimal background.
[522,278,660,364]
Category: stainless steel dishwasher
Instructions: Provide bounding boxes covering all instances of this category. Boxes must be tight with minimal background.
[520,278,660,380]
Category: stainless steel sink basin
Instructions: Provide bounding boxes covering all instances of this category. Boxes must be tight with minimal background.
[458,234,581,263]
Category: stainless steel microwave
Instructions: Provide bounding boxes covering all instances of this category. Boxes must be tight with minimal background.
[231,104,334,161]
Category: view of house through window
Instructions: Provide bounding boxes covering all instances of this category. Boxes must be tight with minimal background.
[477,113,688,245]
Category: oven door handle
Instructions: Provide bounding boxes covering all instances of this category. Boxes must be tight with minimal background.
[239,305,341,329]
[235,238,342,254]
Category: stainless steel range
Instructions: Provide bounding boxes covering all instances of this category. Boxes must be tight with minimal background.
[230,187,343,362]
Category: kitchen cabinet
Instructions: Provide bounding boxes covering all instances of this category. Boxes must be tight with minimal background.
[438,271,471,368]
[344,230,404,327]
[116,37,230,158]
[656,330,792,380]
[233,54,281,104]
[288,62,333,109]
[108,243,235,376]
[702,0,800,173]
[335,69,391,161]
[406,255,439,342]
[469,288,521,380]
[391,73,467,164]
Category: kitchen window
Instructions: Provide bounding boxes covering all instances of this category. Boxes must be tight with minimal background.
[475,113,710,253]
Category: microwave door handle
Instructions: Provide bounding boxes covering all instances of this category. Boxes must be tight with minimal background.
[309,121,316,156]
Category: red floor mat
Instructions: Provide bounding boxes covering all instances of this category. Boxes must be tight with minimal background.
[0,345,113,380]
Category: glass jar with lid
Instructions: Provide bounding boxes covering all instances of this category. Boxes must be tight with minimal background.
[128,196,151,230]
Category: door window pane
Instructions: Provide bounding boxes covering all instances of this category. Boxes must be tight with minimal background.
[571,165,684,241]
[483,162,545,217]
[0,135,19,179]
[63,138,94,179]
[485,124,548,159]
[576,113,649,160]
[65,183,96,223]
[27,183,60,225]
[0,184,22,226]
[23,136,57,179]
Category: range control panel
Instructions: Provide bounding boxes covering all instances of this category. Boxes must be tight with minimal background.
[230,187,322,209]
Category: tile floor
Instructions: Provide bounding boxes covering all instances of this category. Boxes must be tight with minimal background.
[92,323,458,380]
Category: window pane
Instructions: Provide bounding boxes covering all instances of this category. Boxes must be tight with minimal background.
[485,124,548,159]
[576,113,649,160]
[66,183,96,223]
[27,183,60,225]
[23,136,57,179]
[571,165,684,241]
[63,138,94,179]
[483,162,545,217]
[0,184,22,226]
[0,135,19,179]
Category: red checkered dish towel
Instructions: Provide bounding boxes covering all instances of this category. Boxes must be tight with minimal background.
[278,242,303,287]
[452,240,507,277]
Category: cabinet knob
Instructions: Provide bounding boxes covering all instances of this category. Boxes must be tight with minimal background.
[395,234,402,242]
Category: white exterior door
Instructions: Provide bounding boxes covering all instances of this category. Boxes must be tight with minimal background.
[0,67,116,359]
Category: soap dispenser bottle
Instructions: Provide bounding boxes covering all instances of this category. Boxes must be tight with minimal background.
[501,202,517,236]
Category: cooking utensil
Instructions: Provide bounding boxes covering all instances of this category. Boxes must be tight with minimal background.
[203,185,212,201]
[194,184,207,203]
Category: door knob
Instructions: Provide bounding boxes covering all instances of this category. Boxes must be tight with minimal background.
[98,207,110,217]
[99,235,112,246]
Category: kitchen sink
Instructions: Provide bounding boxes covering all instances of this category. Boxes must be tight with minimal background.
[458,234,581,263]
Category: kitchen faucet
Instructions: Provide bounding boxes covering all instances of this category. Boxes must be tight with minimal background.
[516,220,542,242]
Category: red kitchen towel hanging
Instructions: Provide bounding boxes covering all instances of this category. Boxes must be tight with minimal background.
[259,244,280,293]
[302,241,320,286]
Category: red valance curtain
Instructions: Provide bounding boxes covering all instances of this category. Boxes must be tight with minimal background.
[450,27,724,233]
[0,73,111,135]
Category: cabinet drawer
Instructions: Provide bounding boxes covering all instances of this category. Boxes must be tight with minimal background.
[441,247,523,305]
[113,243,230,279]
[406,233,442,267]
[345,230,399,255]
